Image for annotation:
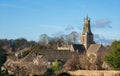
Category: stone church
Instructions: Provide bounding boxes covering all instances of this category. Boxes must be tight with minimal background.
[80,16,104,63]
[80,16,95,49]
[57,16,104,61]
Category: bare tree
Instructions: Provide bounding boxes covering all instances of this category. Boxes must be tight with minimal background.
[48,37,58,49]
[69,31,79,44]
[39,34,49,46]
[64,54,89,71]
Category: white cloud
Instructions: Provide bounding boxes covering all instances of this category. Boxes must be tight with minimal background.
[93,19,112,28]
[65,25,74,31]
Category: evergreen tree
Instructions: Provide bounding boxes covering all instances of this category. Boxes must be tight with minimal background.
[105,40,120,70]
[0,46,7,75]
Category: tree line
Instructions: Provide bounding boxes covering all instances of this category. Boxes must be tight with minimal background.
[0,31,79,52]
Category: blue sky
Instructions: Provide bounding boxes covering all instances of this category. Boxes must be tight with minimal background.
[0,0,120,43]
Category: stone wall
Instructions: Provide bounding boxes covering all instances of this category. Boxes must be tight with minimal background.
[57,47,70,50]
[68,70,120,76]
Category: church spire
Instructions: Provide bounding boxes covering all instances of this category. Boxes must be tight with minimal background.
[86,15,89,20]
[80,16,94,49]
[82,16,92,35]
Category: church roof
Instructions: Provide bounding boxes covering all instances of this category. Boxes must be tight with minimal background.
[87,44,103,54]
[71,44,86,53]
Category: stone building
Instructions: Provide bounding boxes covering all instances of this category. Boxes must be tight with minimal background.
[80,16,95,49]
[80,16,106,64]
[57,16,105,62]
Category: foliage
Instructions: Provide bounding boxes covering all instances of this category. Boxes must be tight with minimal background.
[0,47,7,66]
[52,60,61,71]
[105,40,120,70]
[0,46,7,75]
[15,38,28,49]
[1,69,8,76]
[43,68,54,76]
[0,31,79,51]
[43,60,63,76]
[0,39,9,47]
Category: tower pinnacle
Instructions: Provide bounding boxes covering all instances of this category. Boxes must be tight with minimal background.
[81,16,94,49]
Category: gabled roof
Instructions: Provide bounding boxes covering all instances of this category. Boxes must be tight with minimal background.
[87,44,102,54]
[22,50,79,62]
[71,44,86,53]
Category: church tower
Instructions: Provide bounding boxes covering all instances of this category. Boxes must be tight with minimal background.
[81,16,94,49]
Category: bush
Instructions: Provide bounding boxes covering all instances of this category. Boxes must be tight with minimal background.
[43,68,54,76]
[52,60,61,71]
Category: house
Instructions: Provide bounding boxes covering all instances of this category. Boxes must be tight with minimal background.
[57,44,86,53]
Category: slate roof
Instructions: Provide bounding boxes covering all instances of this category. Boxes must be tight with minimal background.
[87,44,102,54]
[71,44,86,53]
[40,50,79,61]
[22,50,79,62]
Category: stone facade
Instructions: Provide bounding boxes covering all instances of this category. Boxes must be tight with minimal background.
[80,16,94,49]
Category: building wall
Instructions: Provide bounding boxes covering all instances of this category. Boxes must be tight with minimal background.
[68,70,120,76]
[57,47,70,50]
